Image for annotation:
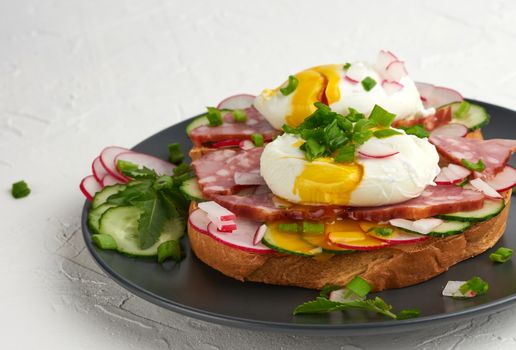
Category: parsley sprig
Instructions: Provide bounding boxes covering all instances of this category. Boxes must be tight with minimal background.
[282,103,398,162]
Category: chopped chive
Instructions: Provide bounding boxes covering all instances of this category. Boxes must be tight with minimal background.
[361,76,377,91]
[278,223,300,233]
[346,108,365,122]
[397,309,421,320]
[352,130,373,145]
[251,133,264,146]
[346,276,371,298]
[454,101,471,119]
[302,221,324,234]
[369,104,396,127]
[343,63,352,71]
[282,124,299,134]
[369,227,393,237]
[460,158,486,172]
[232,109,247,123]
[11,180,31,199]
[92,234,118,250]
[335,144,355,163]
[280,75,299,96]
[459,276,488,296]
[489,247,513,263]
[157,240,182,263]
[399,125,429,138]
[302,138,326,161]
[206,107,223,126]
[373,129,402,139]
[167,143,184,164]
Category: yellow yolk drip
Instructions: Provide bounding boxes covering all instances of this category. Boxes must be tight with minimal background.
[293,158,363,205]
[312,64,341,105]
[285,70,326,127]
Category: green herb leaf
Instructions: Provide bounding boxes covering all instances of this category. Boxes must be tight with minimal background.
[117,160,157,180]
[106,180,155,206]
[251,133,264,147]
[343,63,352,71]
[134,194,168,249]
[346,276,371,298]
[460,158,486,172]
[459,276,489,296]
[11,180,30,199]
[153,175,174,191]
[399,124,430,138]
[374,129,402,138]
[361,76,377,92]
[335,144,356,163]
[293,297,345,315]
[280,75,299,96]
[232,109,247,123]
[302,221,324,234]
[206,107,223,126]
[369,104,396,127]
[173,163,192,177]
[368,227,393,237]
[167,143,184,164]
[454,101,471,119]
[397,309,421,320]
[489,247,513,263]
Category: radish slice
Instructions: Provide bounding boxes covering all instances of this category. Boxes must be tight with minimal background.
[100,146,130,181]
[92,157,108,183]
[188,209,211,235]
[434,164,471,185]
[198,201,236,221]
[344,75,359,84]
[365,228,428,244]
[358,140,399,159]
[217,94,256,110]
[382,80,404,95]
[470,178,503,199]
[329,288,364,303]
[207,221,274,254]
[442,281,476,298]
[115,151,175,179]
[234,172,266,185]
[80,175,102,201]
[208,215,237,232]
[389,218,443,235]
[384,60,407,81]
[239,140,255,150]
[375,50,398,71]
[102,174,125,187]
[415,82,463,108]
[430,123,468,138]
[211,139,242,148]
[253,224,267,245]
[486,166,516,192]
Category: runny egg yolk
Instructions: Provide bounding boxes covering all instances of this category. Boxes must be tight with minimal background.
[285,64,341,127]
[293,158,363,205]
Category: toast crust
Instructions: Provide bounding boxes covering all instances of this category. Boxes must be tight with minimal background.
[188,191,511,292]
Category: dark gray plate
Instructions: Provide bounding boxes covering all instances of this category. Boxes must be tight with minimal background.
[82,100,516,335]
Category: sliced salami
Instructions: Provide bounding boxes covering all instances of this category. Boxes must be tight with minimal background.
[392,106,451,131]
[429,135,514,177]
[192,147,264,196]
[189,107,281,147]
[348,185,485,222]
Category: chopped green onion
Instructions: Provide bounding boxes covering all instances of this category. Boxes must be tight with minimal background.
[354,118,376,132]
[92,234,118,250]
[460,158,486,172]
[489,247,513,263]
[335,144,355,163]
[373,129,402,138]
[352,130,373,145]
[232,109,247,123]
[343,63,351,71]
[301,138,325,161]
[167,143,184,164]
[157,240,182,263]
[369,227,393,237]
[280,75,299,96]
[346,276,371,298]
[173,163,192,176]
[399,124,429,138]
[454,101,471,119]
[459,276,488,296]
[369,104,396,127]
[346,108,365,122]
[302,221,324,234]
[282,124,299,134]
[278,223,299,233]
[251,133,264,147]
[206,107,223,126]
[397,309,421,320]
[11,180,30,199]
[361,76,377,92]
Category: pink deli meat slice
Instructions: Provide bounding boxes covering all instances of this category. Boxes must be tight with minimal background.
[189,107,281,147]
[429,135,514,177]
[348,185,485,222]
[192,147,264,196]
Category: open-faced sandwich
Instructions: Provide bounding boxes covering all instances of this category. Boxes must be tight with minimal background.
[184,50,516,292]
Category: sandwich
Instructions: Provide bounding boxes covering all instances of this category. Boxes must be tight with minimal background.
[184,51,516,292]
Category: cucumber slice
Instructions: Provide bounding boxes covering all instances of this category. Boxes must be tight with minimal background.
[98,206,185,257]
[436,199,505,222]
[301,232,354,254]
[88,203,116,234]
[180,178,206,202]
[262,226,322,257]
[92,184,125,209]
[447,101,490,131]
[427,221,471,237]
[186,115,209,135]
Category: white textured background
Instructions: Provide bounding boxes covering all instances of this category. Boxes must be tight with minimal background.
[2,0,516,349]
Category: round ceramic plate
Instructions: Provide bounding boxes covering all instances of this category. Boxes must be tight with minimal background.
[82,100,515,335]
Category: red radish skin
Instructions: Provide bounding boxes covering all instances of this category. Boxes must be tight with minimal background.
[328,236,390,251]
[217,94,256,110]
[469,178,503,199]
[207,222,274,254]
[101,174,125,187]
[486,166,516,192]
[100,146,129,181]
[92,157,108,183]
[430,123,468,138]
[345,76,359,84]
[384,60,408,81]
[188,209,211,235]
[365,230,428,244]
[376,50,398,71]
[358,141,399,159]
[207,214,237,232]
[198,201,236,221]
[115,151,175,179]
[80,175,102,201]
[382,80,404,95]
[253,224,267,246]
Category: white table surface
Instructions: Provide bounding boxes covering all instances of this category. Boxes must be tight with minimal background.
[2,0,516,349]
